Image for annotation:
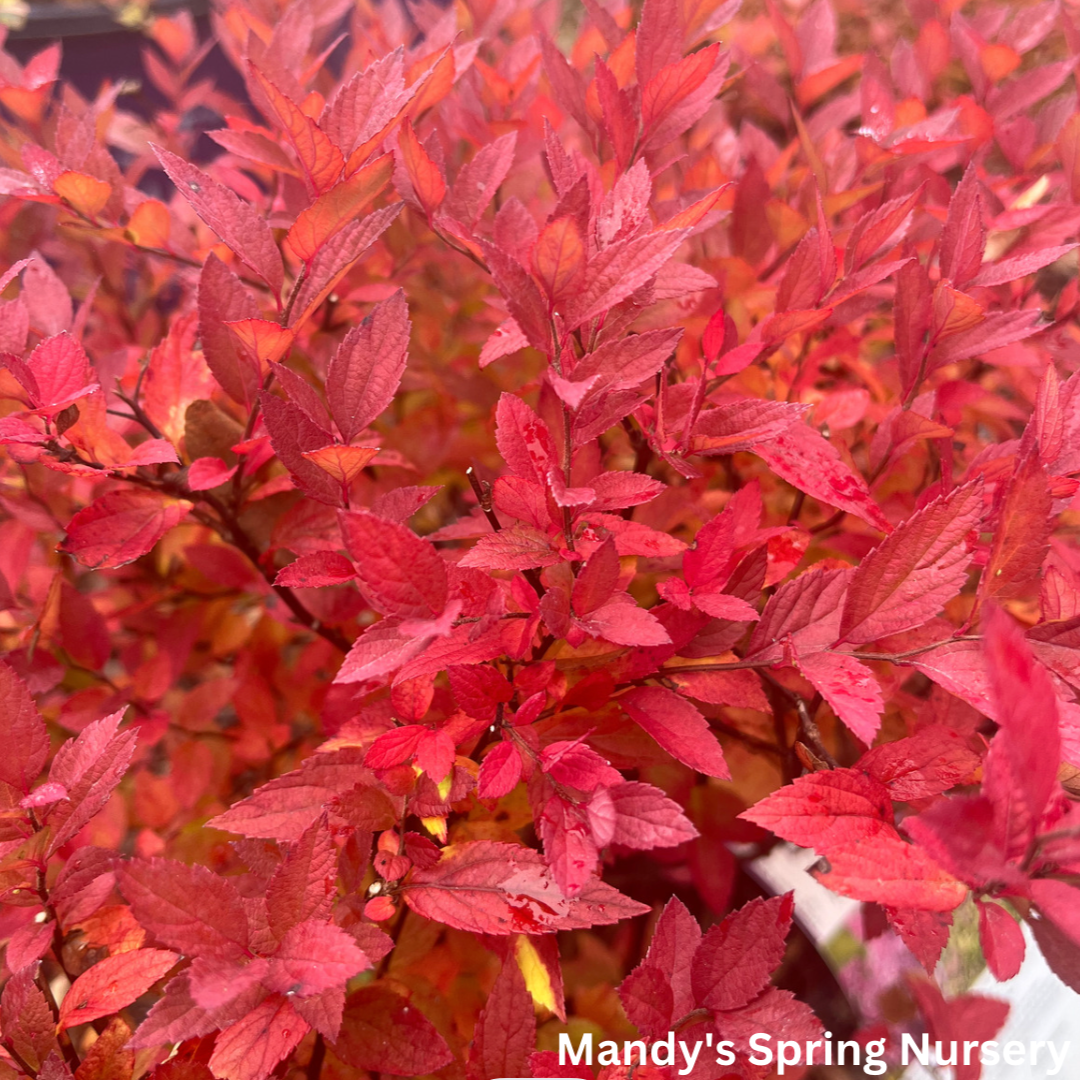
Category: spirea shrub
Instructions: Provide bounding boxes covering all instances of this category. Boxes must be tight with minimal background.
[1,0,1080,1077]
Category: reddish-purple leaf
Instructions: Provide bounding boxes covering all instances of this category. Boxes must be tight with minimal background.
[117,858,250,958]
[334,984,453,1077]
[980,448,1051,604]
[326,290,410,444]
[982,606,1061,827]
[443,132,516,229]
[208,748,373,841]
[606,781,698,849]
[266,920,369,996]
[153,145,283,299]
[939,164,985,286]
[266,815,336,939]
[209,996,308,1080]
[46,710,137,852]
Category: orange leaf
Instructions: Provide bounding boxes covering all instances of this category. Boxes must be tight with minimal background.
[226,319,295,365]
[301,445,380,482]
[980,43,1021,82]
[248,63,343,194]
[534,216,584,304]
[404,47,455,122]
[658,186,728,231]
[796,54,864,110]
[286,153,393,262]
[396,121,446,219]
[54,172,112,219]
[126,199,171,248]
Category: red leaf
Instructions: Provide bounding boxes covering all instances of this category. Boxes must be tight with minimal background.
[470,959,535,1080]
[620,685,730,778]
[617,964,673,1039]
[929,309,1041,370]
[753,422,891,532]
[939,164,985,287]
[325,290,409,444]
[640,45,730,153]
[266,919,370,995]
[259,393,342,506]
[690,893,794,1011]
[887,907,953,974]
[740,769,894,852]
[334,984,453,1077]
[18,332,98,415]
[60,489,192,569]
[606,781,698,849]
[395,119,446,218]
[339,509,447,618]
[286,153,392,263]
[982,606,1061,827]
[266,815,336,939]
[2,970,60,1070]
[478,740,523,799]
[22,256,71,335]
[443,132,517,230]
[458,524,558,571]
[403,840,646,934]
[794,648,884,745]
[152,146,283,299]
[248,64,343,196]
[0,660,49,793]
[59,950,178,1030]
[495,393,558,487]
[197,254,261,408]
[977,899,1025,980]
[117,858,250,958]
[746,564,850,662]
[813,832,968,911]
[840,481,982,644]
[644,896,700,1021]
[845,185,924,272]
[274,551,356,588]
[858,727,980,800]
[208,996,308,1080]
[972,243,1078,288]
[208,748,373,840]
[980,447,1051,604]
[564,228,689,330]
[534,216,585,305]
[46,710,137,853]
[908,979,1009,1080]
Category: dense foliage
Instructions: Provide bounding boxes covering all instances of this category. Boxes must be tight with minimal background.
[1,0,1080,1076]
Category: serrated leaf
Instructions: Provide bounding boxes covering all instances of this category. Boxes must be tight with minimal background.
[59,950,178,1030]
